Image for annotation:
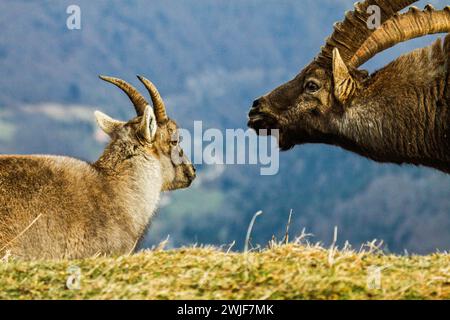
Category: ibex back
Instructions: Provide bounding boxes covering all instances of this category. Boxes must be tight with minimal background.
[0,76,196,260]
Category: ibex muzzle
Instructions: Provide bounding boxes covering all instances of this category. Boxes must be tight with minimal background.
[0,76,195,260]
[249,1,450,173]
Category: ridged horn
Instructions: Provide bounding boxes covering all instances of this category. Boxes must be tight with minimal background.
[137,75,168,124]
[349,6,450,68]
[315,0,418,67]
[99,75,148,116]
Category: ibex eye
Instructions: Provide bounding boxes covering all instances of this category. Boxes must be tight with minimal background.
[305,81,320,93]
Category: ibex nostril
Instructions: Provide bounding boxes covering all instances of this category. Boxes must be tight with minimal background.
[252,99,261,109]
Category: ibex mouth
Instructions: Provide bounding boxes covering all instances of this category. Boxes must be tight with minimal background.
[247,112,279,134]
[248,112,291,150]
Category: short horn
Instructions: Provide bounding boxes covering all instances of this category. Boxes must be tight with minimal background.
[99,75,148,116]
[137,75,168,124]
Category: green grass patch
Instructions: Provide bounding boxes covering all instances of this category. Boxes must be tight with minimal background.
[0,119,16,143]
[0,243,449,300]
[165,187,225,218]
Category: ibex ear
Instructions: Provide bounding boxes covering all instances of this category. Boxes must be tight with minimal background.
[94,111,125,137]
[332,48,356,104]
[137,105,157,142]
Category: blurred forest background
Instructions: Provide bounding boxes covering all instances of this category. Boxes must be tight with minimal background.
[0,0,449,254]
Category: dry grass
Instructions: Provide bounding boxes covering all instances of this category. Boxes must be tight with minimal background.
[0,239,449,300]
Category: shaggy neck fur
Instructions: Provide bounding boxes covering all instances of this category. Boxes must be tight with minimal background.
[331,38,450,172]
[93,140,163,238]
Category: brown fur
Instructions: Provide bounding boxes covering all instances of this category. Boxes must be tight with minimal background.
[248,31,450,173]
[0,85,195,260]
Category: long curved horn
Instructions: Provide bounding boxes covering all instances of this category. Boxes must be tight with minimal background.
[315,0,418,67]
[99,75,148,116]
[137,75,168,124]
[349,5,450,68]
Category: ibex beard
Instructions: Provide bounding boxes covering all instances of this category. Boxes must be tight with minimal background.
[248,1,450,174]
[0,75,196,260]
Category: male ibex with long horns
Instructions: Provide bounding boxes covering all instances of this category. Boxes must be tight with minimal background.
[248,1,450,173]
[0,76,196,260]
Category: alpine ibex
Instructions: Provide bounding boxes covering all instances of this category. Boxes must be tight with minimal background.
[248,1,450,173]
[0,76,196,260]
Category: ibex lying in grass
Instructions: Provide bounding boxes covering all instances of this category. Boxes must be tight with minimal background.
[248,1,450,173]
[0,76,196,260]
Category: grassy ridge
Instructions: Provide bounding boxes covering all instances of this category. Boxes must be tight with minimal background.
[0,244,449,300]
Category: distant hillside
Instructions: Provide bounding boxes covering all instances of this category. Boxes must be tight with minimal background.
[0,0,450,253]
[1,243,449,299]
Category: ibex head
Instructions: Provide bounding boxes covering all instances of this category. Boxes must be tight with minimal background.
[97,75,196,190]
[248,51,369,150]
[249,1,450,170]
